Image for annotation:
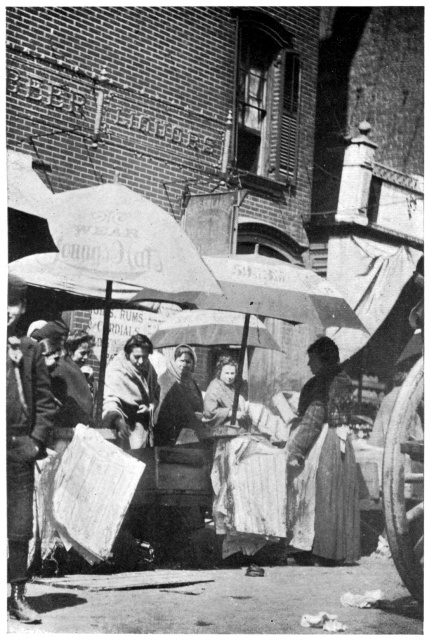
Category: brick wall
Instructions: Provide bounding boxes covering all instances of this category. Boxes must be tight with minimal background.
[7,6,318,244]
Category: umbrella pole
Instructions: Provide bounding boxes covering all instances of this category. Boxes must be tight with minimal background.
[95,279,113,425]
[231,313,250,426]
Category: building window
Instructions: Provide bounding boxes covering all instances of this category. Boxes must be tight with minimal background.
[233,10,301,187]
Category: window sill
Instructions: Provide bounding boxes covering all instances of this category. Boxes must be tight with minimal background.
[235,173,294,198]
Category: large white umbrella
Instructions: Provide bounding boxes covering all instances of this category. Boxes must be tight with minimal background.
[40,182,222,420]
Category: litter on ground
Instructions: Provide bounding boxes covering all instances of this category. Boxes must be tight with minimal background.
[340,590,384,608]
[300,612,347,632]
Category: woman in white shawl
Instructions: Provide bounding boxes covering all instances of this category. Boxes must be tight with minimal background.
[102,334,160,449]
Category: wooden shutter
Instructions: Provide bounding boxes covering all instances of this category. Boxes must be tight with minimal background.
[276,51,301,185]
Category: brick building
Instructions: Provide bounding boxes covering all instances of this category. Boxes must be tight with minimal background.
[7,6,320,396]
[308,7,424,416]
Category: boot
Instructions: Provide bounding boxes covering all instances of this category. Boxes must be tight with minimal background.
[8,582,41,624]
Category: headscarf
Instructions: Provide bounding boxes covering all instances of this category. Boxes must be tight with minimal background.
[164,344,198,383]
[163,344,202,412]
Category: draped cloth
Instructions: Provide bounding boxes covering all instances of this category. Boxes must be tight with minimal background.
[102,351,159,430]
[326,235,421,362]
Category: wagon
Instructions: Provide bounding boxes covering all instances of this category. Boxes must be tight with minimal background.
[382,356,424,602]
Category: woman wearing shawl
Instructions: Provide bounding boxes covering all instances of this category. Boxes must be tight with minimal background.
[203,354,250,433]
[286,337,360,566]
[154,344,204,447]
[102,334,160,450]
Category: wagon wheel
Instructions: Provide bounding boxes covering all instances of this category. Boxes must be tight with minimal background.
[383,356,424,602]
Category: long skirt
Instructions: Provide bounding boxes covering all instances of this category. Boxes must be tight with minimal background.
[312,429,360,563]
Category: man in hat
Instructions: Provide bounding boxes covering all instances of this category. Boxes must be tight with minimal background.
[7,273,56,624]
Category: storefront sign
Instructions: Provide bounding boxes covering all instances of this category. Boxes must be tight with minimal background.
[183,192,238,255]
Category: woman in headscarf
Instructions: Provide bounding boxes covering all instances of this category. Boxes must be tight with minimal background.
[102,334,159,450]
[286,336,360,566]
[203,354,250,433]
[154,344,204,447]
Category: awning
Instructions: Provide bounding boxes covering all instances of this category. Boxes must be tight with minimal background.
[7,149,53,219]
[326,235,422,362]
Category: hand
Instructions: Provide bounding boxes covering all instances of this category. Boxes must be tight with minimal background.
[8,435,40,462]
[194,412,203,421]
[114,416,131,440]
[287,455,304,468]
[137,404,150,415]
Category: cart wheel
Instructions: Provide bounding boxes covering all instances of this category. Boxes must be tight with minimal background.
[383,356,424,603]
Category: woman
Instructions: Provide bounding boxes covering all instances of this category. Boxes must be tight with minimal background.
[203,355,250,433]
[103,334,159,450]
[154,344,204,447]
[48,330,95,451]
[286,336,360,565]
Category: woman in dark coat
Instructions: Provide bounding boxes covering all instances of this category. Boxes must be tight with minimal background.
[154,344,204,446]
[286,337,360,565]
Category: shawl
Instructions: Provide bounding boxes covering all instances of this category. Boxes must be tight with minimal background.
[203,377,247,430]
[297,365,353,427]
[50,355,93,429]
[154,368,204,446]
[102,350,159,428]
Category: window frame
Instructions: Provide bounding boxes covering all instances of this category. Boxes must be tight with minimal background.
[231,9,301,191]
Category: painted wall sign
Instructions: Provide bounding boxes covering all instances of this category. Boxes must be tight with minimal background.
[110,108,215,155]
[88,306,179,364]
[7,69,87,116]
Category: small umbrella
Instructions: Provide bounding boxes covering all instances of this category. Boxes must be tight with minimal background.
[150,309,282,351]
[43,182,222,421]
[132,254,368,424]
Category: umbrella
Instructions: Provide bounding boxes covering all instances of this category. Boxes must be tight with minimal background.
[132,254,369,424]
[150,309,282,351]
[9,252,165,312]
[42,182,222,421]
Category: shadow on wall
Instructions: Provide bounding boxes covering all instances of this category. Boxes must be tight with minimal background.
[312,7,372,216]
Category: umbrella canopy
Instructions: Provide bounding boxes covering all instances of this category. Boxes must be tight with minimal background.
[9,252,164,312]
[151,309,282,351]
[45,182,222,301]
[131,253,368,331]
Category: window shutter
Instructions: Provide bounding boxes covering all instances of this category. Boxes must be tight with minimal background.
[276,51,300,185]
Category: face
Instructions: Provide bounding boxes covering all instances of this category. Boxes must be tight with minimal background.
[308,351,323,376]
[44,350,62,372]
[7,302,26,331]
[72,341,91,367]
[220,364,236,386]
[175,352,194,374]
[129,346,150,372]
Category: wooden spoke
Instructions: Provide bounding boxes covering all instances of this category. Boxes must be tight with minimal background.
[407,501,424,524]
[404,473,424,483]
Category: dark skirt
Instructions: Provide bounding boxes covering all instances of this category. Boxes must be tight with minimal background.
[312,429,360,563]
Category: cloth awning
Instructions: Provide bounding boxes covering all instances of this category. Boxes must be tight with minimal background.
[7,149,53,219]
[326,235,422,362]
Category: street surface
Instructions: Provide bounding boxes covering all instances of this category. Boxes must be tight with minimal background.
[6,555,422,634]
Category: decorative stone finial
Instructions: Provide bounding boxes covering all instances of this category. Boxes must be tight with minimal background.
[358,121,372,136]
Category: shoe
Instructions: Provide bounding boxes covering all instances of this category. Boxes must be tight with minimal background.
[292,552,315,566]
[8,582,41,624]
[245,564,265,577]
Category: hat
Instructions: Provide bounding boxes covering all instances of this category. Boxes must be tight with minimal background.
[8,273,27,305]
[27,320,48,338]
[31,320,69,342]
